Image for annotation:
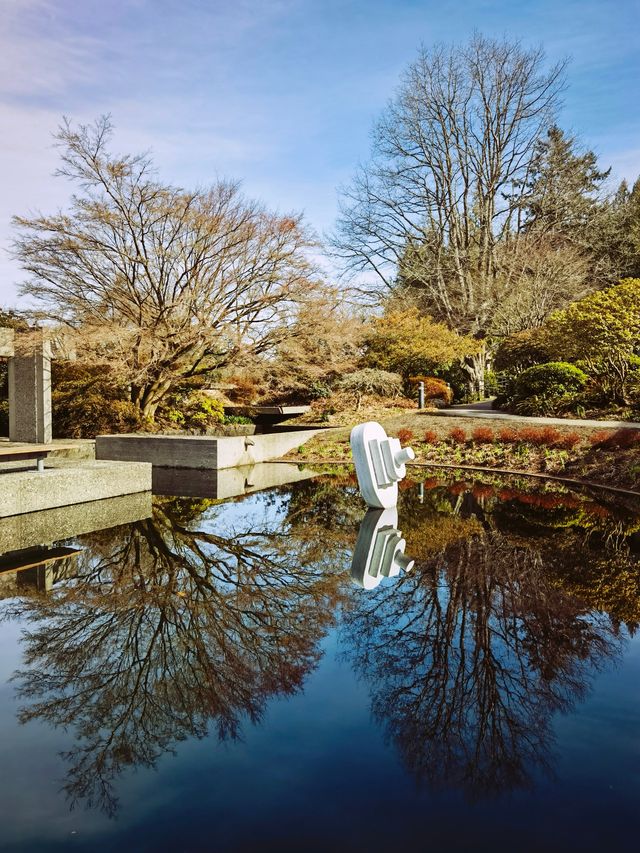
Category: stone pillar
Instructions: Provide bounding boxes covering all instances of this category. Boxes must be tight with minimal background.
[0,328,15,358]
[8,331,52,444]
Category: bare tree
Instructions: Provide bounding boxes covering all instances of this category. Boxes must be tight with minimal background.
[8,493,347,815]
[13,117,321,419]
[490,236,590,335]
[332,34,566,387]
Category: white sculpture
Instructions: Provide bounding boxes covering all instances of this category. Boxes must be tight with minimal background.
[350,421,415,509]
[350,507,414,590]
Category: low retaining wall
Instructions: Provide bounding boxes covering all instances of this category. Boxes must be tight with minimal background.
[0,460,152,518]
[96,430,324,470]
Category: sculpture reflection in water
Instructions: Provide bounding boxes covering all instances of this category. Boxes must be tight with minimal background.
[350,507,414,590]
[4,493,347,816]
[342,487,627,798]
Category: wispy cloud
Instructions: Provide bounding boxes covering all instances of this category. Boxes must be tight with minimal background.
[1,0,639,304]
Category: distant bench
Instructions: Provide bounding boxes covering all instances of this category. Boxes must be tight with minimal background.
[0,444,75,473]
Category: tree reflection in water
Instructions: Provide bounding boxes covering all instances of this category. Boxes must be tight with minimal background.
[4,476,639,814]
[5,492,347,816]
[341,484,633,798]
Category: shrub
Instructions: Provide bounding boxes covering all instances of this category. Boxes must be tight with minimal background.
[493,327,552,373]
[598,429,640,449]
[51,361,147,438]
[54,395,145,438]
[448,427,467,444]
[449,480,468,495]
[589,430,611,447]
[338,369,403,399]
[556,430,582,450]
[397,428,414,444]
[484,370,500,397]
[537,426,563,446]
[511,425,571,448]
[423,429,438,444]
[471,426,494,444]
[224,414,254,425]
[157,391,224,432]
[308,381,332,400]
[226,375,259,404]
[472,483,495,498]
[422,477,440,489]
[586,428,640,449]
[518,427,543,445]
[433,361,473,403]
[514,362,588,403]
[498,427,520,443]
[408,376,453,406]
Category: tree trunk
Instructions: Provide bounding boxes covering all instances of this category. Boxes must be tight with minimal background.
[461,347,487,401]
[131,378,174,421]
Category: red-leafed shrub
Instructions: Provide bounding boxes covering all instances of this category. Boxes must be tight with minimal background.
[472,483,495,498]
[589,430,611,447]
[422,477,440,489]
[586,503,611,518]
[449,481,468,495]
[538,426,563,446]
[606,429,640,449]
[397,428,414,444]
[517,425,563,447]
[409,376,453,405]
[517,427,542,445]
[556,430,582,450]
[423,429,439,444]
[589,428,640,449]
[448,427,467,444]
[498,427,520,443]
[471,426,494,444]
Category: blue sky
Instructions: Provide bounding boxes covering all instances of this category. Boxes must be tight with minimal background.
[1,0,639,305]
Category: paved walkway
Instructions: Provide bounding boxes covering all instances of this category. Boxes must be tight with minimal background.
[434,401,640,430]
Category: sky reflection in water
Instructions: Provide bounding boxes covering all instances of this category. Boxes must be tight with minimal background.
[0,472,639,852]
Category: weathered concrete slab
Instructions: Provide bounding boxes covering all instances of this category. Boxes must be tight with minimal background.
[96,429,324,470]
[152,462,320,499]
[0,491,152,553]
[0,460,152,518]
[0,328,14,358]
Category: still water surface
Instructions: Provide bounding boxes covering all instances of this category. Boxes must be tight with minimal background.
[0,470,639,852]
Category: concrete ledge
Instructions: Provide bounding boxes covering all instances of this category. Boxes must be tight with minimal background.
[0,491,152,553]
[0,460,152,518]
[96,430,324,470]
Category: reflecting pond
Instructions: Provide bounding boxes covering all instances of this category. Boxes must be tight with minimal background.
[0,470,639,852]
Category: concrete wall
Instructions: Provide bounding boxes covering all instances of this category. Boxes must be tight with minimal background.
[0,460,152,518]
[96,429,324,470]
